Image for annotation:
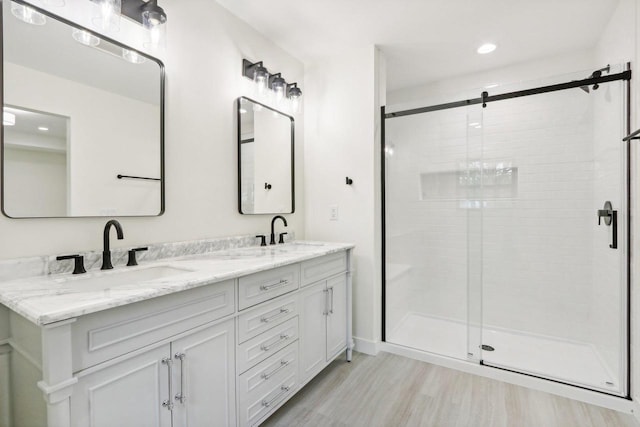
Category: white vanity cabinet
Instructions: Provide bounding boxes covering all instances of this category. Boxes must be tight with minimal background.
[70,319,236,427]
[299,274,348,385]
[0,245,353,427]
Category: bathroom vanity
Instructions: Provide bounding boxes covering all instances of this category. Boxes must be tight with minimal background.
[0,240,353,427]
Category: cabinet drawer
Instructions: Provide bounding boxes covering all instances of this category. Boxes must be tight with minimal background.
[238,295,298,344]
[300,252,347,287]
[72,280,235,372]
[238,265,299,310]
[237,317,298,374]
[238,343,298,427]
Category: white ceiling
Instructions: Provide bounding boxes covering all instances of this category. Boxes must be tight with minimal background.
[216,0,620,91]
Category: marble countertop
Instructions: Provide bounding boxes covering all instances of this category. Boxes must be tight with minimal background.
[0,241,353,326]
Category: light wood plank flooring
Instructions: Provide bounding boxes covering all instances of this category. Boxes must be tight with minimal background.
[263,352,637,427]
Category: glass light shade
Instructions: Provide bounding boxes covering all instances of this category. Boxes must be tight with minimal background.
[272,76,286,101]
[92,0,121,33]
[288,86,302,113]
[290,95,300,113]
[11,3,46,25]
[122,49,146,64]
[72,28,100,47]
[254,66,269,95]
[3,112,16,126]
[142,8,167,49]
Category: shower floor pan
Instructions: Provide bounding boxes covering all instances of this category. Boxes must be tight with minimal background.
[387,312,621,395]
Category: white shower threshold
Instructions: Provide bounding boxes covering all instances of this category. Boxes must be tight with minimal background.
[382,312,633,414]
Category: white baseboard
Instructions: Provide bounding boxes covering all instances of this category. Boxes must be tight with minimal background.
[353,336,380,355]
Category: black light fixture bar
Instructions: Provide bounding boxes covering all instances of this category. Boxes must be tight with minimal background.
[386,69,631,119]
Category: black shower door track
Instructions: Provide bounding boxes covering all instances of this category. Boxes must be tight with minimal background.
[380,65,632,399]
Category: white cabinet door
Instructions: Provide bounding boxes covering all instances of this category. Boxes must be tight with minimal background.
[171,319,236,427]
[298,281,327,384]
[71,344,172,427]
[326,274,348,361]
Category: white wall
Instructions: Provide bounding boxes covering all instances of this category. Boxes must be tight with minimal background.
[304,46,382,350]
[0,0,305,259]
[4,146,67,217]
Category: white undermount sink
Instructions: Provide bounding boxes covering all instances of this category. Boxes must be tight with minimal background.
[59,266,194,290]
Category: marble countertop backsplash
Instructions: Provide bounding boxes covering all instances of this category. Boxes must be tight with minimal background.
[0,234,354,326]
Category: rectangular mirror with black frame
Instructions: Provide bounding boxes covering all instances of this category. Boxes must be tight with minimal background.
[1,0,164,218]
[238,96,294,214]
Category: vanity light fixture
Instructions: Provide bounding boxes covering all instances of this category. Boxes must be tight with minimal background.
[243,60,270,94]
[141,0,167,48]
[270,73,286,101]
[93,0,121,33]
[86,0,168,46]
[242,59,303,112]
[3,112,16,127]
[72,28,101,46]
[11,3,46,25]
[287,83,302,113]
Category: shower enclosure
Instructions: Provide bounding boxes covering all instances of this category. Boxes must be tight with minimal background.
[382,65,631,397]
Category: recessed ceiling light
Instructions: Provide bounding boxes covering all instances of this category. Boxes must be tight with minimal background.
[477,43,497,54]
[38,126,49,131]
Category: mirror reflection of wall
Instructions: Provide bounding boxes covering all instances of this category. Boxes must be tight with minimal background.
[2,0,164,218]
[238,97,294,214]
[4,107,68,217]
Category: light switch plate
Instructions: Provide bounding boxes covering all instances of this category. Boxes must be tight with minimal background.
[329,205,339,221]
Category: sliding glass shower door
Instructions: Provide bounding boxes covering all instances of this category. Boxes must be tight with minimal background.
[384,65,629,396]
[478,68,628,396]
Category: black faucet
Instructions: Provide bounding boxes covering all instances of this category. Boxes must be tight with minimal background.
[270,215,288,245]
[102,219,124,270]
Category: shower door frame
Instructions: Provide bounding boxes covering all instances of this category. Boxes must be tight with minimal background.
[381,64,632,398]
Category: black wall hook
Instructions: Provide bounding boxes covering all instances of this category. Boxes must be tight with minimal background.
[264,183,272,190]
[346,177,353,185]
[481,91,488,108]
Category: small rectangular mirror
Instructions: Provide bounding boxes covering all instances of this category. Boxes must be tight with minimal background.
[238,97,294,214]
[2,0,164,218]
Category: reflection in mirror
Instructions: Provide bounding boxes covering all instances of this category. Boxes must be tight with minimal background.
[238,97,294,214]
[2,0,164,218]
[4,106,69,217]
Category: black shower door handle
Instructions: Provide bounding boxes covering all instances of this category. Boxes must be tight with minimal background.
[597,201,617,249]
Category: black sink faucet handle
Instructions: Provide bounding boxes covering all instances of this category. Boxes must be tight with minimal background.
[256,235,267,247]
[278,232,288,244]
[56,254,87,275]
[127,247,149,266]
